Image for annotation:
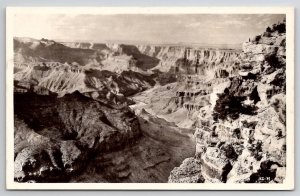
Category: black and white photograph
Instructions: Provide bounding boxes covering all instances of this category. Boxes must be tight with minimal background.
[6,7,294,190]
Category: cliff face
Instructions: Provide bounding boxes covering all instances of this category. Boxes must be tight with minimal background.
[14,38,241,106]
[13,38,200,183]
[14,63,156,108]
[137,45,241,76]
[168,21,286,183]
[14,91,141,182]
[60,40,241,76]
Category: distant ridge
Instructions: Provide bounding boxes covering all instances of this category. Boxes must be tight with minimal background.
[14,36,242,50]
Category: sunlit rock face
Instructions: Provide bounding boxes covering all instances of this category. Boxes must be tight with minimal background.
[14,38,157,100]
[168,157,204,183]
[60,41,242,76]
[14,37,241,109]
[169,20,286,183]
[137,45,241,75]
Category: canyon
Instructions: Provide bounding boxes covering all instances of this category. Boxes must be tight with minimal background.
[13,20,286,183]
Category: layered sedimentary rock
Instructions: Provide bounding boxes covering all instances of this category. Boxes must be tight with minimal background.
[14,38,158,101]
[61,39,242,76]
[168,21,287,183]
[137,45,241,75]
[14,37,241,108]
[14,63,155,106]
[130,46,241,129]
[14,38,199,183]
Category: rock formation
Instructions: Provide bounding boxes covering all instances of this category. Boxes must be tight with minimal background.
[168,20,286,183]
[137,45,241,75]
[14,91,140,182]
[13,38,198,183]
[13,20,287,184]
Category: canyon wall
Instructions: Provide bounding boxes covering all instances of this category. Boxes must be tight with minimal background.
[168,20,286,183]
[137,45,241,76]
[60,40,242,76]
[14,37,241,106]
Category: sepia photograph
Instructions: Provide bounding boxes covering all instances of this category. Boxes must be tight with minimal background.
[6,7,294,190]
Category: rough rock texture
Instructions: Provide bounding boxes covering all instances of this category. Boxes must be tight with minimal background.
[137,45,241,75]
[14,37,159,104]
[68,106,195,183]
[168,21,286,183]
[13,38,210,183]
[168,157,204,183]
[14,91,141,182]
[58,41,241,75]
[14,62,155,104]
[14,38,241,101]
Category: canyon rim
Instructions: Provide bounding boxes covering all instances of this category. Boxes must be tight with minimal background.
[6,7,294,190]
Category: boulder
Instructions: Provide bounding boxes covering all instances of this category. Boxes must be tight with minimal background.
[168,158,204,183]
[201,147,232,182]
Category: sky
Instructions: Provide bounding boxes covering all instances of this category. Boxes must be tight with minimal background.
[13,14,285,47]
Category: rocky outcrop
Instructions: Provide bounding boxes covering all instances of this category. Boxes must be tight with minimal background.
[169,20,287,183]
[168,158,204,183]
[14,61,156,106]
[137,45,241,75]
[15,37,243,110]
[14,91,141,182]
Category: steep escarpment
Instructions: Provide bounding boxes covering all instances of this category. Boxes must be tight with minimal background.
[137,45,241,76]
[14,62,156,106]
[52,39,242,76]
[130,45,242,126]
[13,39,199,183]
[14,89,197,183]
[14,91,140,182]
[15,37,241,80]
[168,20,287,183]
[14,37,241,107]
[14,38,161,104]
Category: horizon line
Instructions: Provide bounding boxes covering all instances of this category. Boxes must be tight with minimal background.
[14,36,243,49]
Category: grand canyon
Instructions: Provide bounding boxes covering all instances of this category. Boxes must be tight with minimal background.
[13,19,286,184]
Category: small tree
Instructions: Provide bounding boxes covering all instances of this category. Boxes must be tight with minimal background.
[254,35,261,43]
[266,26,272,33]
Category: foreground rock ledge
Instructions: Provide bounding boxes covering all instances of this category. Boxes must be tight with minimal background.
[14,91,141,182]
